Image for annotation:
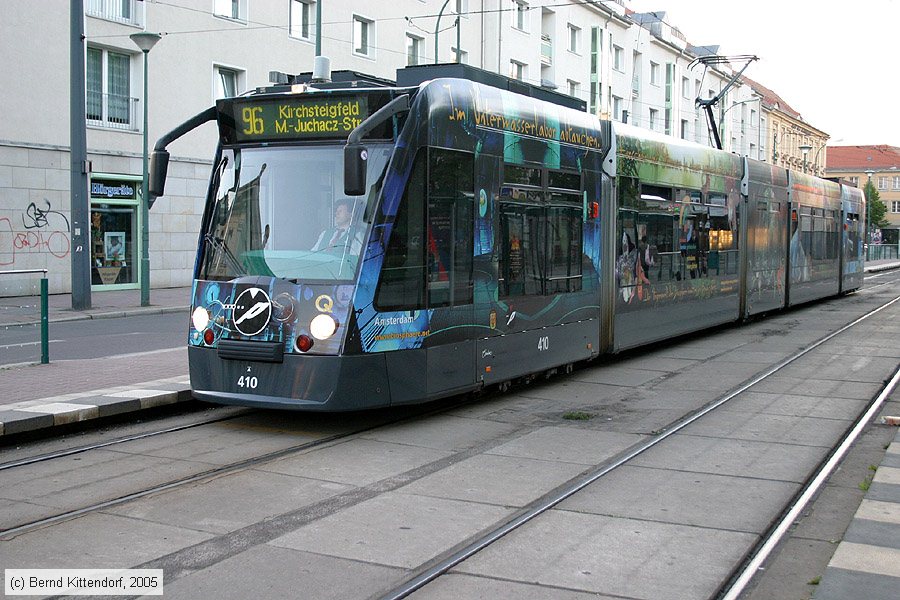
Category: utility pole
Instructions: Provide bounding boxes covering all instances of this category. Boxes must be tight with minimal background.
[70,0,91,310]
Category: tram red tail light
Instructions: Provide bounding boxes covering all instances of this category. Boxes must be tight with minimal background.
[296,335,314,353]
[203,328,215,345]
[590,201,599,219]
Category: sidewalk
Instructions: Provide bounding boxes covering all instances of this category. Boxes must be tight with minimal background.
[1,260,900,438]
[0,285,192,328]
[0,285,193,437]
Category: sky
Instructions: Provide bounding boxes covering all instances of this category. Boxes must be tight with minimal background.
[626,0,900,147]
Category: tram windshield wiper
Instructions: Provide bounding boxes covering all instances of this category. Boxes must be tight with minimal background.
[204,233,243,273]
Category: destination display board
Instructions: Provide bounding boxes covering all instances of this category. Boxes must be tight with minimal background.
[218,93,393,144]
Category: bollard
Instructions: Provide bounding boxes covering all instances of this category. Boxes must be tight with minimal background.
[40,277,49,364]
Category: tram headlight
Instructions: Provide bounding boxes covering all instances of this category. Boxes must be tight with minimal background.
[310,313,339,340]
[192,306,210,331]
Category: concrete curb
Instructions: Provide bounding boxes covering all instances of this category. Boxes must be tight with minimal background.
[0,377,192,438]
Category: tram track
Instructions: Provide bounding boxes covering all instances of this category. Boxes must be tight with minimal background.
[376,291,900,600]
[0,396,476,539]
[0,407,258,472]
[2,281,898,595]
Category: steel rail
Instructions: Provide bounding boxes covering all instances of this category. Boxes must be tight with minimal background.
[719,363,900,600]
[379,293,900,600]
[0,407,255,472]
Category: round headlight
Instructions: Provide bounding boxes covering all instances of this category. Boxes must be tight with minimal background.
[192,306,210,331]
[310,313,338,340]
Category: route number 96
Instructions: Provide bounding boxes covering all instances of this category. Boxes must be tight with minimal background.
[242,107,264,135]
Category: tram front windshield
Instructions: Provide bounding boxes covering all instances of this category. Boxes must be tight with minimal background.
[201,144,391,282]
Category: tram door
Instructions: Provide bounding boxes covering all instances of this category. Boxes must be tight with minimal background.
[425,149,476,397]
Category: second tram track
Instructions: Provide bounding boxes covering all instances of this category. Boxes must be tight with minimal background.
[377,291,900,600]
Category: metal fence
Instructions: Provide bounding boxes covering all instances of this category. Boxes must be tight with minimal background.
[86,92,140,132]
[86,0,144,26]
[0,270,49,364]
[867,244,899,262]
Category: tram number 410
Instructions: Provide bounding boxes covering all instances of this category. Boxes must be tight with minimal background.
[537,336,550,352]
[237,375,259,389]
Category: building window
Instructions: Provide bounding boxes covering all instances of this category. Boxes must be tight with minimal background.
[456,0,468,17]
[290,0,314,41]
[681,119,689,140]
[613,45,624,71]
[215,65,244,99]
[878,176,887,190]
[86,46,135,130]
[892,201,900,213]
[86,0,143,26]
[214,0,246,21]
[451,46,468,64]
[649,108,658,131]
[567,79,579,97]
[893,176,900,190]
[848,176,859,186]
[650,61,660,86]
[681,76,690,99]
[567,24,580,54]
[612,96,623,121]
[510,60,526,81]
[406,33,423,66]
[513,1,528,31]
[353,14,375,57]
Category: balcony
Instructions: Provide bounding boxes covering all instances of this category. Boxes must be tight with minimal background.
[86,92,140,132]
[541,34,553,65]
[86,0,144,27]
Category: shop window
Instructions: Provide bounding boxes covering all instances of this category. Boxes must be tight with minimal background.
[90,177,139,286]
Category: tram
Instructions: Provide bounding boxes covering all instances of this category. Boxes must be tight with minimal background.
[149,63,865,410]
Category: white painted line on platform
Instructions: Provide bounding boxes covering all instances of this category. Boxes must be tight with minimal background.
[856,499,900,525]
[105,389,173,399]
[829,542,900,578]
[17,402,97,415]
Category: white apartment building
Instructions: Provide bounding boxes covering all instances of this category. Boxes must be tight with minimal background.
[0,0,801,296]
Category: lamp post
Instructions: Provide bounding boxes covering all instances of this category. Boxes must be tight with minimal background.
[799,144,812,174]
[864,169,875,260]
[130,32,161,307]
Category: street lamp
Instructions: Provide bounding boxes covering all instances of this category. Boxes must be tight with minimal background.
[864,169,875,259]
[799,144,812,174]
[130,32,161,307]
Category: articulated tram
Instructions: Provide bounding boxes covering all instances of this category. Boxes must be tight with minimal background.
[150,64,865,410]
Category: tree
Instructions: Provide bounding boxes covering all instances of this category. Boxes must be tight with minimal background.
[864,179,890,233]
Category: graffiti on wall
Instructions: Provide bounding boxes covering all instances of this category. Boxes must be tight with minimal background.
[0,200,71,266]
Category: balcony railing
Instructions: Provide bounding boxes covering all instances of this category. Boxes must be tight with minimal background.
[86,0,144,27]
[86,92,139,131]
[541,34,552,65]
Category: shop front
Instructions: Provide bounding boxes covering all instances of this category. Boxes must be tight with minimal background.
[90,174,142,289]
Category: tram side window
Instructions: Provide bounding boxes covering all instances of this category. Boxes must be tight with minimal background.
[799,208,813,262]
[676,188,707,279]
[375,154,426,311]
[499,165,583,296]
[846,213,860,254]
[707,192,734,275]
[427,149,474,307]
[547,193,583,294]
[499,191,543,297]
[636,183,674,282]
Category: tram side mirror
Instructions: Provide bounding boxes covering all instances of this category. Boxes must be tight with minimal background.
[148,149,170,207]
[344,144,368,196]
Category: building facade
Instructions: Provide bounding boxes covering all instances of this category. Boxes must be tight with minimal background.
[0,0,831,296]
[826,145,900,239]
